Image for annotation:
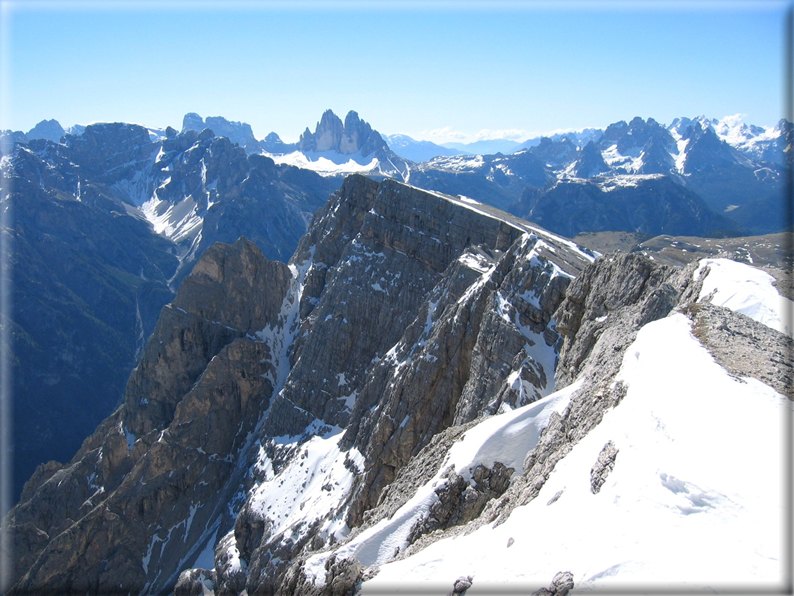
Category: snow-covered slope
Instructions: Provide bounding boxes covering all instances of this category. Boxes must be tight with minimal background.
[707,114,788,164]
[354,257,791,594]
[364,311,788,593]
[303,382,580,580]
[265,149,408,180]
[695,257,793,337]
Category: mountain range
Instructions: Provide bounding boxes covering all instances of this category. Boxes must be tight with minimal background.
[4,173,790,594]
[8,109,790,235]
[2,108,791,503]
[2,122,337,502]
[1,107,791,594]
[228,110,790,235]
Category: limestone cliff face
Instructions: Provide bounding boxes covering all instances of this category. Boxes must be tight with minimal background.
[6,122,336,504]
[298,110,388,156]
[271,249,774,595]
[7,175,595,595]
[338,232,584,527]
[6,237,291,594]
[218,178,593,594]
[275,176,531,435]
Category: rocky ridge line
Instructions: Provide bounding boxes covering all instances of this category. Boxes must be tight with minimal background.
[7,175,594,594]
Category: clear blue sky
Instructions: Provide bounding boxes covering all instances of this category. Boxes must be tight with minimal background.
[1,1,790,143]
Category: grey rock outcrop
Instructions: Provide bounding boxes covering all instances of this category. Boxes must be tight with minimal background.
[682,300,793,397]
[5,237,291,594]
[174,568,215,596]
[408,463,515,542]
[276,555,363,596]
[532,571,574,596]
[448,575,473,595]
[590,441,618,494]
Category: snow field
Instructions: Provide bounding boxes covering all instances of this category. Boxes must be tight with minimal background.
[696,258,793,337]
[363,312,790,593]
[265,150,378,176]
[304,385,577,584]
[248,428,364,546]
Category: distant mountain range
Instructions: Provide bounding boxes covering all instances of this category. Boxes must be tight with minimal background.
[182,110,791,236]
[8,111,790,167]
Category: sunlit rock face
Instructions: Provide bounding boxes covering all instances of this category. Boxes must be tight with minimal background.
[8,171,788,596]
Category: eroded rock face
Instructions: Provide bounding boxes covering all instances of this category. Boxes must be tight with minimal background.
[553,252,689,389]
[310,252,715,592]
[276,554,363,596]
[461,255,697,530]
[6,237,291,595]
[590,441,619,494]
[63,122,158,184]
[299,110,387,156]
[409,463,515,542]
[8,175,595,595]
[531,571,574,596]
[340,231,584,527]
[123,237,291,437]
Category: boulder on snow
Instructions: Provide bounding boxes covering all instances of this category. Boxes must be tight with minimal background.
[532,570,574,596]
[448,575,473,594]
[590,440,619,494]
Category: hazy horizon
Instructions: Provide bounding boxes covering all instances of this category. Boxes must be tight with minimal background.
[1,1,790,144]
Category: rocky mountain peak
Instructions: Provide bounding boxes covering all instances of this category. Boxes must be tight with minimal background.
[638,133,676,174]
[528,136,577,167]
[62,122,157,185]
[26,119,65,143]
[299,109,342,153]
[572,140,609,178]
[681,122,745,174]
[298,109,388,156]
[600,119,628,143]
[600,116,675,155]
[261,131,296,154]
[181,112,259,152]
[182,112,204,133]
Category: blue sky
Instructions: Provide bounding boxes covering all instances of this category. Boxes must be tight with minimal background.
[1,1,790,143]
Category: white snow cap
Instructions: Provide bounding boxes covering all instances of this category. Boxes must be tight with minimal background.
[363,313,790,594]
[695,258,793,337]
